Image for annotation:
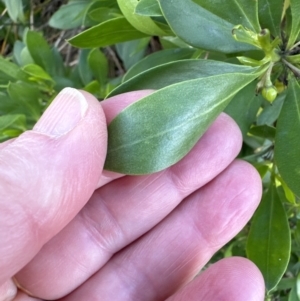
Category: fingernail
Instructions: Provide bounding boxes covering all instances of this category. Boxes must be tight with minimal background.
[33,88,88,137]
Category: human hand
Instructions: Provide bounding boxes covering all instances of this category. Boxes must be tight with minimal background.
[0,88,264,301]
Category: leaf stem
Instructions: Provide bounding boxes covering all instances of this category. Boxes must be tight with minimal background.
[282,59,300,77]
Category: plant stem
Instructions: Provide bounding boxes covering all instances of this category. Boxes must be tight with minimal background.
[282,59,300,77]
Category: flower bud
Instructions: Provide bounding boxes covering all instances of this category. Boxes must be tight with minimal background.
[262,86,278,103]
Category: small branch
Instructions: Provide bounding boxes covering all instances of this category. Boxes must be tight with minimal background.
[282,59,300,77]
[30,0,34,30]
[0,8,7,18]
[65,43,73,66]
[290,41,300,51]
[106,47,125,75]
[54,30,66,48]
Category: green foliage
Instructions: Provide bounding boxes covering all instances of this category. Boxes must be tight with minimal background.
[69,17,149,48]
[159,0,256,53]
[275,79,300,198]
[1,0,300,299]
[247,182,291,292]
[105,66,260,174]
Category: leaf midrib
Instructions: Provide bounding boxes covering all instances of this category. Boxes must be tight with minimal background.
[108,74,253,153]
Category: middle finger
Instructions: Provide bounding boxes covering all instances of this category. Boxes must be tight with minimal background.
[15,114,242,300]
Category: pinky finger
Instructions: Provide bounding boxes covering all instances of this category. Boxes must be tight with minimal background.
[167,257,265,301]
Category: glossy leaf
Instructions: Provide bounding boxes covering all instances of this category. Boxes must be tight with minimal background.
[224,81,262,138]
[287,0,300,49]
[117,0,167,35]
[104,69,259,174]
[49,1,89,29]
[25,30,55,76]
[247,183,291,291]
[192,0,260,32]
[158,0,256,53]
[258,0,284,37]
[123,48,195,81]
[108,60,257,97]
[135,0,162,16]
[275,80,300,197]
[68,17,148,48]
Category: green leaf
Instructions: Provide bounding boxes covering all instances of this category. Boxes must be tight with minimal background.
[0,114,26,141]
[258,0,284,38]
[158,0,256,53]
[78,49,93,86]
[0,56,19,80]
[0,92,19,115]
[88,48,108,87]
[51,47,66,77]
[22,64,54,83]
[277,176,296,204]
[25,30,55,76]
[289,283,300,301]
[87,7,122,23]
[68,17,149,48]
[287,0,300,49]
[13,41,25,66]
[249,125,276,140]
[115,38,150,70]
[123,48,195,81]
[108,59,258,97]
[104,69,259,174]
[257,91,286,126]
[224,81,262,138]
[3,0,25,23]
[247,183,291,292]
[135,0,162,16]
[83,80,101,96]
[0,114,26,131]
[83,0,120,26]
[49,1,89,29]
[275,80,300,197]
[7,82,43,122]
[20,47,34,66]
[192,0,260,32]
[117,0,168,35]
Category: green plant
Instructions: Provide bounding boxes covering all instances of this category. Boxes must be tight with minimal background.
[1,0,300,299]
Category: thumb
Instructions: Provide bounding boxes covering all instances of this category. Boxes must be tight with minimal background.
[0,88,107,284]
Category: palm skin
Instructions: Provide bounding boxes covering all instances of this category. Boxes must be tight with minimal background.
[0,89,264,301]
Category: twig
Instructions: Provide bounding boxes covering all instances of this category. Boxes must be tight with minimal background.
[30,0,34,30]
[0,8,7,18]
[282,59,300,77]
[106,47,125,75]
